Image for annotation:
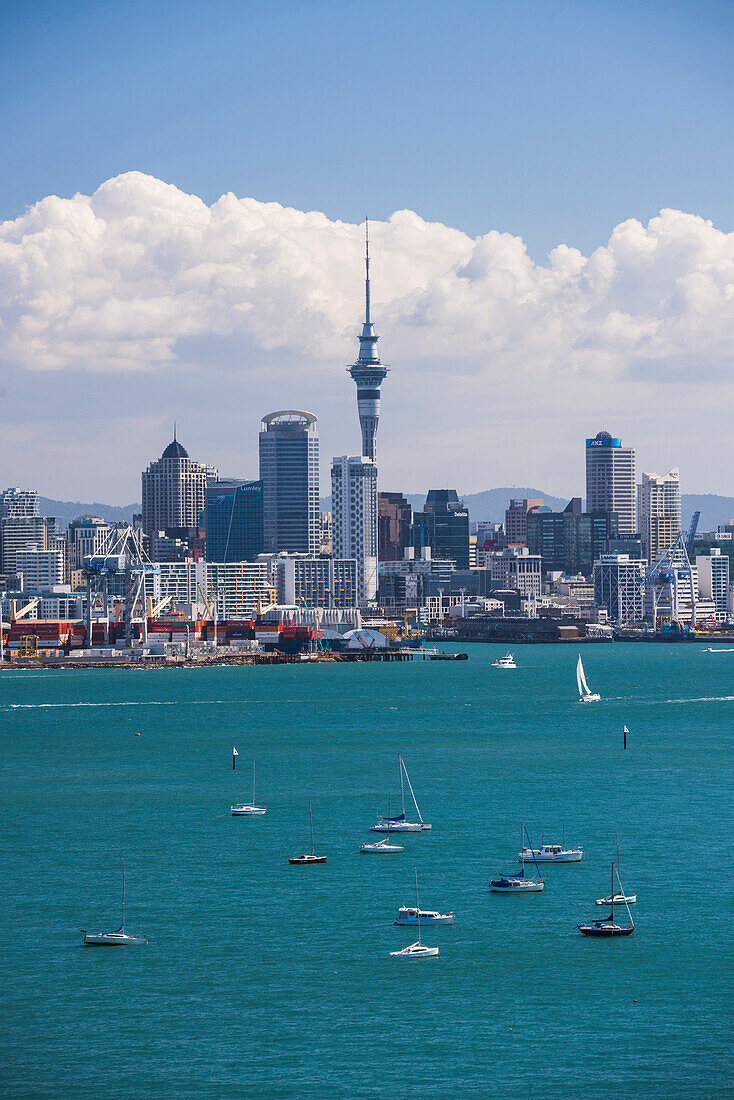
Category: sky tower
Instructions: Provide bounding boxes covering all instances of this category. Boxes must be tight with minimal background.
[347,222,388,462]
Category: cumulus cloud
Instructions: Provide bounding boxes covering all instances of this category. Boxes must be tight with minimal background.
[1,171,733,382]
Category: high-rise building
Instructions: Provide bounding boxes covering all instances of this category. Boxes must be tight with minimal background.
[488,547,542,598]
[259,411,319,555]
[696,549,730,621]
[638,468,681,564]
[331,455,378,604]
[505,498,544,545]
[412,490,470,569]
[378,492,411,561]
[205,479,264,562]
[526,499,617,576]
[275,556,358,609]
[585,431,636,535]
[0,488,39,518]
[1,516,57,577]
[142,433,216,540]
[593,554,646,626]
[15,545,65,589]
[347,224,388,463]
[66,515,111,570]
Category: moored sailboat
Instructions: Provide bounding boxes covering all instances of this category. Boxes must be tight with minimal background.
[82,860,147,946]
[492,823,545,891]
[596,831,636,904]
[576,653,600,703]
[390,870,440,957]
[230,760,267,816]
[579,863,634,937]
[289,799,327,864]
[371,754,431,831]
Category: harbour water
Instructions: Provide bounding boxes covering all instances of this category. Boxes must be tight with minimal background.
[2,644,732,1098]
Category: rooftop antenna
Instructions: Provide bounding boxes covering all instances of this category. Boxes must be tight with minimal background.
[173,420,177,442]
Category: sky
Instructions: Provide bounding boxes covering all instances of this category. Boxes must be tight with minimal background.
[0,0,733,503]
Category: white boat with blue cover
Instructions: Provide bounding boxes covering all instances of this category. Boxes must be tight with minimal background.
[82,861,147,946]
[371,754,431,832]
[492,823,545,891]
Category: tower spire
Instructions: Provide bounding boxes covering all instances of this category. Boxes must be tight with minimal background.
[347,218,388,463]
[365,217,371,325]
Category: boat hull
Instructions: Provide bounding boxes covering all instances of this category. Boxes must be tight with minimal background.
[579,694,601,703]
[519,852,583,862]
[371,822,427,832]
[360,843,404,853]
[230,805,267,815]
[390,944,440,957]
[288,855,327,864]
[578,923,633,937]
[394,911,454,925]
[82,932,147,946]
[596,894,636,905]
[490,881,544,892]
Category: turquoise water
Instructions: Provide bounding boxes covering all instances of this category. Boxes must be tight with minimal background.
[2,644,732,1099]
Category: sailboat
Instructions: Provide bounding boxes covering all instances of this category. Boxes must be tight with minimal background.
[491,823,545,891]
[289,799,327,864]
[371,754,431,831]
[231,761,267,815]
[596,832,636,905]
[390,870,440,957]
[82,860,147,946]
[578,863,634,937]
[576,653,600,703]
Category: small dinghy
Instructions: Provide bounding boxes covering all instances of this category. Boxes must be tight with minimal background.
[231,760,267,815]
[579,863,634,937]
[576,652,601,702]
[492,823,545,891]
[289,799,327,864]
[82,861,147,946]
[391,871,440,957]
[491,652,516,668]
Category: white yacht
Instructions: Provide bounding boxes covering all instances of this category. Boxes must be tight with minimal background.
[390,871,440,958]
[395,906,454,925]
[361,837,404,853]
[82,861,147,946]
[492,823,545,890]
[371,754,431,832]
[519,843,583,863]
[596,891,636,905]
[576,653,600,702]
[231,760,267,815]
[491,652,516,668]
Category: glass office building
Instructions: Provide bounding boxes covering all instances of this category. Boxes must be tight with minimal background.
[259,411,320,555]
[205,480,264,562]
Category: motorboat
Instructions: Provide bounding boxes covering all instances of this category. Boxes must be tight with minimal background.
[576,653,601,702]
[371,754,431,831]
[492,824,545,890]
[289,799,327,864]
[82,861,147,946]
[596,892,636,906]
[361,838,404,853]
[390,871,440,957]
[579,863,634,937]
[395,906,454,925]
[231,760,267,815]
[491,652,516,668]
[519,835,583,862]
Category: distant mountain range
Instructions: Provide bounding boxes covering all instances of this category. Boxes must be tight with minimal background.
[37,489,734,532]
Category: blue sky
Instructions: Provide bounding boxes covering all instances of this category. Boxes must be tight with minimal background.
[2,0,732,258]
[1,1,733,502]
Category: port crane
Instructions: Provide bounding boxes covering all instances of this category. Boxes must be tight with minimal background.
[645,511,700,629]
[83,525,158,647]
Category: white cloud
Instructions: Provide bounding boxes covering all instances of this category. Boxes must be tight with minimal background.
[0,171,733,498]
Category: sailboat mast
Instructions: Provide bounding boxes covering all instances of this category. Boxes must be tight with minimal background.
[415,867,421,945]
[252,761,256,806]
[402,757,424,823]
[309,798,314,855]
[610,862,615,921]
[122,859,125,929]
[399,754,406,817]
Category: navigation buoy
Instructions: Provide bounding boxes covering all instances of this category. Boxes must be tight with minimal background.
[135,732,141,737]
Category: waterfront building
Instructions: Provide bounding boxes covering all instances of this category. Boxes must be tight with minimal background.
[147,559,273,620]
[526,499,616,576]
[259,411,319,555]
[378,548,456,611]
[592,554,646,626]
[15,545,65,589]
[378,492,411,561]
[638,468,681,564]
[205,479,264,562]
[1,515,57,577]
[66,515,111,570]
[505,498,544,545]
[1,488,39,518]
[331,455,378,604]
[142,433,216,542]
[412,490,470,569]
[488,547,542,598]
[696,549,730,621]
[275,556,358,609]
[585,431,636,535]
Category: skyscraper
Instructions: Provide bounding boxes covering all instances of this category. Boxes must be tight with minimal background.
[585,431,636,535]
[638,468,681,564]
[259,411,319,555]
[331,455,378,604]
[142,432,216,539]
[205,479,264,562]
[347,225,389,463]
[378,492,411,561]
[412,490,470,569]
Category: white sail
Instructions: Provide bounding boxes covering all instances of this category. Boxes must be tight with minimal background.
[576,654,591,697]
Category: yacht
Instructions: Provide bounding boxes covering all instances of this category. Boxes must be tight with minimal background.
[390,871,440,958]
[491,652,516,669]
[519,843,583,863]
[82,861,147,946]
[289,799,327,864]
[371,755,431,832]
[230,760,267,815]
[579,863,634,937]
[492,824,545,890]
[394,906,454,925]
[576,653,601,702]
[361,837,404,853]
